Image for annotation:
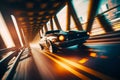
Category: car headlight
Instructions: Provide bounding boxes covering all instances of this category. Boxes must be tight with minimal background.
[87,32,90,35]
[59,35,65,41]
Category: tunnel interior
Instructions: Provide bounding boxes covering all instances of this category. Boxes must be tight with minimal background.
[0,0,120,80]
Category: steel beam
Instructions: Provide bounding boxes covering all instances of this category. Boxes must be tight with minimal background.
[1,9,21,48]
[86,0,101,33]
[66,2,70,31]
[50,17,53,30]
[53,15,62,30]
[44,23,48,32]
[96,14,113,32]
[68,0,83,30]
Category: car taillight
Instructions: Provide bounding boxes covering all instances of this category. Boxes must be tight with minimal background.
[59,35,65,41]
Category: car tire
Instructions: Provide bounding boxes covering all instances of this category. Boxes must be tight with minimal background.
[39,44,44,50]
[47,40,57,53]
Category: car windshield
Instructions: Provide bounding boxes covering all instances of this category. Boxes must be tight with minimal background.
[45,30,60,35]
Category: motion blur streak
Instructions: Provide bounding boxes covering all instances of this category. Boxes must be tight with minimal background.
[11,15,23,47]
[46,52,114,80]
[78,58,89,64]
[0,12,15,48]
[31,49,55,80]
[42,52,91,80]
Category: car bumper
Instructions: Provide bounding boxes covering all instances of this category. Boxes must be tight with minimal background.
[54,36,89,48]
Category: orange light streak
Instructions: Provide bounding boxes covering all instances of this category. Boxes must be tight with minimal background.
[11,15,23,47]
[79,58,89,64]
[45,51,114,80]
[42,52,90,80]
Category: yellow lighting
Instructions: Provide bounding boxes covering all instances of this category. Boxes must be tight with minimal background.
[59,35,65,41]
[18,17,24,21]
[29,17,34,20]
[45,51,114,80]
[113,23,120,31]
[79,58,88,64]
[90,52,97,57]
[42,52,90,80]
[11,15,23,47]
[0,12,15,48]
[21,22,26,25]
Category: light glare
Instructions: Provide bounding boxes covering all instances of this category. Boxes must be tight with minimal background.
[0,12,15,48]
[11,15,23,47]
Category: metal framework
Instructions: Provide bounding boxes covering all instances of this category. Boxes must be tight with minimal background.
[53,15,62,30]
[86,0,101,33]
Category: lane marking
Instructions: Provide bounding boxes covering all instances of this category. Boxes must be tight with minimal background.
[41,51,91,80]
[45,51,116,80]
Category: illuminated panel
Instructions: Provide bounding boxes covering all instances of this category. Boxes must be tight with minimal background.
[0,12,15,48]
[71,0,89,24]
[57,5,67,31]
[112,19,120,31]
[40,29,43,37]
[52,18,58,30]
[11,15,23,47]
[46,21,51,31]
[43,26,46,33]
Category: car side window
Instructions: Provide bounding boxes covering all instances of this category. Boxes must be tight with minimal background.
[46,33,54,37]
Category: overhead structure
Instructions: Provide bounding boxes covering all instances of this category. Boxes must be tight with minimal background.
[86,0,101,33]
[0,0,67,41]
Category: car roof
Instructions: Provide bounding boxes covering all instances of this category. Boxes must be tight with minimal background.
[45,30,61,34]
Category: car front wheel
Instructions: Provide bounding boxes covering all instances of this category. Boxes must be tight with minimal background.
[46,40,57,53]
[39,44,44,50]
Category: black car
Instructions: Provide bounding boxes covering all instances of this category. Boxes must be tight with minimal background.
[39,30,89,53]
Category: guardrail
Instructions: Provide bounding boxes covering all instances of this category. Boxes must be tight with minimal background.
[5,49,24,80]
[87,30,120,43]
[0,47,17,55]
[0,47,25,80]
[0,50,18,78]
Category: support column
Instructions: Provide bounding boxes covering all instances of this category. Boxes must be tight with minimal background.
[68,0,83,30]
[66,2,70,31]
[41,27,44,34]
[50,17,53,30]
[53,15,62,30]
[44,24,48,32]
[86,0,101,33]
[96,14,113,32]
[1,8,21,48]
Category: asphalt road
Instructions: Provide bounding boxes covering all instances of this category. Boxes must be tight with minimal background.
[13,42,120,80]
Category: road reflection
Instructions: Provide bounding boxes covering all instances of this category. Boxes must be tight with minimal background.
[43,49,114,80]
[30,43,120,80]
